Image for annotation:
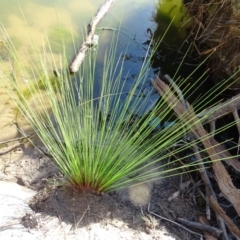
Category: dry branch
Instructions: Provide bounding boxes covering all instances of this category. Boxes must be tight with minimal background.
[147,204,203,238]
[152,76,240,237]
[69,0,115,73]
[163,74,229,237]
[196,185,228,239]
[176,218,222,238]
[152,76,240,172]
[198,93,240,122]
[198,215,218,240]
[210,196,240,238]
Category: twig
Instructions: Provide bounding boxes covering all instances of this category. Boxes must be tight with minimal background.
[232,108,240,152]
[176,218,222,238]
[69,0,115,73]
[147,203,203,238]
[198,215,218,240]
[0,142,24,156]
[194,181,229,240]
[0,132,36,145]
[152,76,232,239]
[198,93,240,122]
[209,120,216,134]
[190,134,227,237]
[210,196,240,238]
[73,205,90,230]
[0,125,37,156]
[13,122,53,158]
[199,42,225,55]
[191,141,211,220]
[152,77,240,218]
[163,74,214,222]
[163,74,187,109]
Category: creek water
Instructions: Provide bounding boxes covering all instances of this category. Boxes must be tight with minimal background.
[0,0,187,143]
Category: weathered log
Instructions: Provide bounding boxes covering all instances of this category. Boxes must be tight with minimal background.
[69,0,115,73]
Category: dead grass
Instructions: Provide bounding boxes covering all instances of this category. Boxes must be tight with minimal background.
[184,0,240,88]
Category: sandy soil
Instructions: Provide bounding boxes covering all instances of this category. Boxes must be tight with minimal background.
[0,137,203,240]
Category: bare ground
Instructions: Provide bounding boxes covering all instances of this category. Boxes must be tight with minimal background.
[0,140,203,240]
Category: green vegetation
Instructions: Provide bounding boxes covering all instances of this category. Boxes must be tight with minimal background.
[155,0,190,40]
[0,25,238,193]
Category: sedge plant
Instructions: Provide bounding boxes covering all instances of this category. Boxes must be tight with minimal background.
[0,24,239,193]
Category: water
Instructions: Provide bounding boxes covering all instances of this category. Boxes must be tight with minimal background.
[0,0,187,143]
[0,0,157,60]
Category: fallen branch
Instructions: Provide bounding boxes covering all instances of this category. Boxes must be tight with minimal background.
[196,184,228,240]
[13,122,54,159]
[159,75,229,238]
[147,204,203,238]
[152,76,240,238]
[176,218,222,238]
[198,215,218,240]
[210,196,240,238]
[153,77,240,215]
[69,0,115,73]
[198,93,240,122]
[0,132,36,145]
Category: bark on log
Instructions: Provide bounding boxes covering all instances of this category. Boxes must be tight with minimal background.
[69,0,115,73]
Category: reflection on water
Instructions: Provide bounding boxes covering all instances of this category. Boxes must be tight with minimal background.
[0,0,188,145]
[0,0,158,142]
[154,0,190,45]
[1,0,99,62]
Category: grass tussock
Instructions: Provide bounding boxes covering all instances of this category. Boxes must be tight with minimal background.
[0,23,238,193]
